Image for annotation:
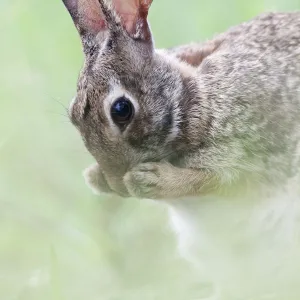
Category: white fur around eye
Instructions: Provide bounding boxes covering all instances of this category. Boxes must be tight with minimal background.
[103,85,139,135]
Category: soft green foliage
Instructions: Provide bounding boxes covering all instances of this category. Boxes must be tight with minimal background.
[1,0,299,299]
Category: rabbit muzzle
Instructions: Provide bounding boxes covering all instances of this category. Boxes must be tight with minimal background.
[100,164,131,197]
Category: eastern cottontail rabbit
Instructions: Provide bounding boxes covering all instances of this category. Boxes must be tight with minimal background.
[62,0,300,298]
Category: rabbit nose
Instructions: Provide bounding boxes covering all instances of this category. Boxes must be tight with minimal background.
[68,96,77,120]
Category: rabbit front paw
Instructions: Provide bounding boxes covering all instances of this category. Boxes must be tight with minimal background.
[123,163,168,199]
[83,163,113,195]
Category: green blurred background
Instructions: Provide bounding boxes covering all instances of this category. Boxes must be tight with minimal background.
[1,0,299,299]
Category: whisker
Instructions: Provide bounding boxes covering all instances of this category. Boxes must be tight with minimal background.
[50,96,69,112]
[45,110,70,119]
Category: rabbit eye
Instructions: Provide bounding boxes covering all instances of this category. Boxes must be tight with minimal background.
[111,97,134,127]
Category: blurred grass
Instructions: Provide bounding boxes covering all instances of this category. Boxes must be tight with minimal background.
[1,0,300,299]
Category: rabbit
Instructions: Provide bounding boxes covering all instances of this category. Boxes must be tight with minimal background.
[62,0,300,298]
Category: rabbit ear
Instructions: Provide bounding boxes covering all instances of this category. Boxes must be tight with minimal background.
[63,0,153,50]
[111,0,153,41]
[62,0,107,41]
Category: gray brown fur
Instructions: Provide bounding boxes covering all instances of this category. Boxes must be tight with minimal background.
[62,0,300,200]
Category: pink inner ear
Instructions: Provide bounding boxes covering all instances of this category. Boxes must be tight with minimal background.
[78,0,107,33]
[113,0,152,39]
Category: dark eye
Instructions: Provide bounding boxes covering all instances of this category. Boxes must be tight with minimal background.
[111,96,134,127]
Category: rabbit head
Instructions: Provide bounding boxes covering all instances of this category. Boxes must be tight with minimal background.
[63,0,196,195]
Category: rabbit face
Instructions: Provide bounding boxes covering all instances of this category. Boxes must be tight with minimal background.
[64,0,186,194]
[70,54,185,194]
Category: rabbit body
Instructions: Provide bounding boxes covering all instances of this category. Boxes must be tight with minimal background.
[62,1,300,298]
[165,15,300,297]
